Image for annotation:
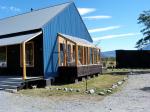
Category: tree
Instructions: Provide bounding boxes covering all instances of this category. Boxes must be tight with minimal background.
[135,38,144,49]
[136,10,150,49]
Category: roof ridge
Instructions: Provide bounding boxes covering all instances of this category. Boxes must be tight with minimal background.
[0,1,73,21]
[42,2,73,28]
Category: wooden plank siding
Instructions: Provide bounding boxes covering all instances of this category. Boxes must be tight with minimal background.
[58,64,102,83]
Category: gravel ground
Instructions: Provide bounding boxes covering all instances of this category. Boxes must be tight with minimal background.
[0,74,150,112]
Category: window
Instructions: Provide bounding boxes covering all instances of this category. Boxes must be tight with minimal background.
[0,47,7,67]
[73,45,76,61]
[84,47,88,65]
[60,43,65,66]
[67,44,71,63]
[20,42,34,67]
[90,48,93,64]
[78,46,82,65]
[94,49,97,64]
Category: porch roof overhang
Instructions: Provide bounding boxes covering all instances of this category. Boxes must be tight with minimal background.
[58,33,97,48]
[0,31,42,47]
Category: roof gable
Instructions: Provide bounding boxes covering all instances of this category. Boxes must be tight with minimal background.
[0,2,71,36]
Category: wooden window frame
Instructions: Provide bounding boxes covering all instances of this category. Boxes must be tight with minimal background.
[20,41,34,67]
[0,46,7,68]
[58,35,101,66]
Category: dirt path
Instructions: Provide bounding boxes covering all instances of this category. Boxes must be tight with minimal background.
[0,74,150,112]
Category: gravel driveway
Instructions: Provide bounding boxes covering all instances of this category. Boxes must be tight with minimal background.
[0,74,150,112]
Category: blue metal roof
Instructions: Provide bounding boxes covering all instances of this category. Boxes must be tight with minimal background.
[0,31,42,47]
[58,33,96,47]
[0,2,71,36]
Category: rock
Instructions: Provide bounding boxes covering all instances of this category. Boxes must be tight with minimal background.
[69,88,73,92]
[85,91,88,93]
[130,71,133,75]
[123,77,128,81]
[31,85,37,89]
[45,86,50,89]
[58,88,62,90]
[112,84,118,89]
[12,89,18,93]
[6,89,18,93]
[117,81,123,85]
[88,89,95,94]
[49,88,53,90]
[103,89,107,92]
[109,88,113,90]
[107,89,112,93]
[98,92,105,95]
[64,88,68,91]
[76,89,80,92]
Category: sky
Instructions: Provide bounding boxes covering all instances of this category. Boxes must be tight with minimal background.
[0,0,150,51]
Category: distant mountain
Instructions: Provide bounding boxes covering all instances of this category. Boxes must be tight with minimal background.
[142,44,150,50]
[101,50,116,58]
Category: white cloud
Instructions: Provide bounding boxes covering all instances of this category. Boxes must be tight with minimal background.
[83,15,112,20]
[77,8,96,15]
[93,33,141,41]
[9,6,21,12]
[0,5,21,12]
[89,26,121,33]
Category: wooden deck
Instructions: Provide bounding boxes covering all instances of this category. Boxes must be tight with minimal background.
[0,76,44,90]
[58,64,102,83]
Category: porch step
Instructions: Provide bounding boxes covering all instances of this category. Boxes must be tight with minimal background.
[0,85,19,89]
[0,81,23,85]
[0,77,25,91]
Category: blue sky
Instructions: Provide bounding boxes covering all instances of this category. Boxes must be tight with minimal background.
[0,0,150,51]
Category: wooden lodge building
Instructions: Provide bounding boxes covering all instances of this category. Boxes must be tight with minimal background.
[0,2,101,88]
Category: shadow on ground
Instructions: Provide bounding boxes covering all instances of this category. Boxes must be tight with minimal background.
[140,87,150,92]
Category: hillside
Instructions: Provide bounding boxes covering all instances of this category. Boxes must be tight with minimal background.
[101,51,116,58]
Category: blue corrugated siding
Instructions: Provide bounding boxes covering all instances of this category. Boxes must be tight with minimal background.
[42,3,92,78]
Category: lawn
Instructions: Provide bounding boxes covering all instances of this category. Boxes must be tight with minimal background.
[20,74,127,97]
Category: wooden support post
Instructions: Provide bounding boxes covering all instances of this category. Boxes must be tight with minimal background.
[75,44,78,66]
[87,47,90,64]
[64,40,67,66]
[58,37,60,65]
[65,40,68,66]
[96,49,98,63]
[82,46,84,65]
[22,42,27,80]
[99,49,101,62]
[92,48,94,64]
[85,47,87,65]
[71,44,74,63]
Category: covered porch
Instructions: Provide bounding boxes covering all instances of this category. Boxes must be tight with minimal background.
[57,33,102,83]
[0,31,43,81]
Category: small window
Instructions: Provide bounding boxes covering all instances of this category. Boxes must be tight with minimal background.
[94,49,97,64]
[73,45,76,61]
[78,46,83,65]
[90,48,93,64]
[84,47,88,65]
[20,42,34,67]
[60,43,65,66]
[0,47,7,68]
[67,44,71,63]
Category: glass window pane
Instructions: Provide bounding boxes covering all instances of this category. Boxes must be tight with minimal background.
[60,43,65,66]
[0,47,7,67]
[26,43,34,66]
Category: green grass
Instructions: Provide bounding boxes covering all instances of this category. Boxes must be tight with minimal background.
[20,74,127,97]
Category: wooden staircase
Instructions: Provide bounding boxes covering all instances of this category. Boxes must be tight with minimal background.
[0,76,25,92]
